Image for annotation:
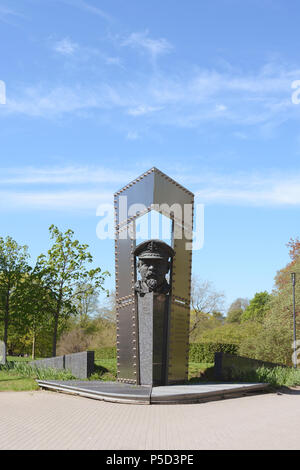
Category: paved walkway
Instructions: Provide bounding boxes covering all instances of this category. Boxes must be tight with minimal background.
[0,389,300,449]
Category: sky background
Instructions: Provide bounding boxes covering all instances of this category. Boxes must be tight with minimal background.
[1,0,300,310]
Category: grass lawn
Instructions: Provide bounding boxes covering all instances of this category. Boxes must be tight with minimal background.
[92,359,117,381]
[6,356,35,362]
[0,357,215,389]
[93,358,215,382]
[0,371,39,391]
[0,357,39,391]
[188,362,215,381]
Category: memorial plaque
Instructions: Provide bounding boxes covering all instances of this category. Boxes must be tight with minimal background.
[114,167,194,385]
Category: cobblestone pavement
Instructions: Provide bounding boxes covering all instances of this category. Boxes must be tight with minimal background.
[0,389,300,450]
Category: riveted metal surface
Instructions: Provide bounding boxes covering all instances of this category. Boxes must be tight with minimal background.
[115,170,155,227]
[114,167,194,384]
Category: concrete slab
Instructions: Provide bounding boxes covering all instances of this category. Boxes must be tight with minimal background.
[151,382,269,404]
[37,380,152,404]
[37,380,269,405]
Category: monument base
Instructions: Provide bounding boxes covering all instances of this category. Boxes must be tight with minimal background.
[37,380,269,405]
[138,292,169,386]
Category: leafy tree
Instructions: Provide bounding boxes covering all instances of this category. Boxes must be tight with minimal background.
[242,239,300,364]
[72,283,100,327]
[36,225,110,356]
[199,321,262,347]
[241,291,271,323]
[226,298,249,324]
[12,268,54,359]
[190,276,225,341]
[0,236,30,357]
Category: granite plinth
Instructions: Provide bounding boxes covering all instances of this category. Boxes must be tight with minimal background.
[37,380,269,405]
[138,292,169,386]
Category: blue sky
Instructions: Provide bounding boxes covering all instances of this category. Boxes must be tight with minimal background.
[0,0,300,309]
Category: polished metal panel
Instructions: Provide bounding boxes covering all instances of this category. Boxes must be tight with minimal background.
[114,167,194,384]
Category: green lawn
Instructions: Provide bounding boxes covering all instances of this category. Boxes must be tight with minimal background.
[0,358,215,390]
[6,356,34,362]
[188,362,215,381]
[93,359,215,383]
[0,371,39,391]
[0,357,40,391]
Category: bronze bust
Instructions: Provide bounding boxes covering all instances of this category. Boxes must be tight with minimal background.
[134,240,175,296]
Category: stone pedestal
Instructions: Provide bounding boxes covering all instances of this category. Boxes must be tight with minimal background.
[138,292,169,386]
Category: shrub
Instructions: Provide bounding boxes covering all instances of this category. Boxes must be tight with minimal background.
[229,365,300,388]
[94,346,117,360]
[1,361,76,380]
[57,328,92,355]
[189,342,238,363]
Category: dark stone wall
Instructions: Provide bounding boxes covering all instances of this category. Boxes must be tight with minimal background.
[65,351,94,379]
[30,351,94,379]
[32,355,65,371]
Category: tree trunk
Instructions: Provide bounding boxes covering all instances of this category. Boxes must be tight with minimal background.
[32,330,36,360]
[52,311,59,357]
[3,292,9,359]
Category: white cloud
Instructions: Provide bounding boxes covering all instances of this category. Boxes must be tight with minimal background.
[53,38,78,56]
[0,166,134,185]
[193,172,300,206]
[215,104,227,112]
[126,131,139,140]
[105,56,122,66]
[60,0,112,22]
[2,61,300,129]
[0,5,23,24]
[1,166,300,210]
[127,105,163,116]
[122,31,173,59]
[0,189,111,211]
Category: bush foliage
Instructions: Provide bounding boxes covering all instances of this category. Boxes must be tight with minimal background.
[94,346,117,360]
[189,342,238,362]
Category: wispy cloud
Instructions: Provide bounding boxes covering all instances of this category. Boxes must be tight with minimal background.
[0,166,134,185]
[191,171,300,206]
[0,5,23,24]
[0,190,111,211]
[53,37,79,56]
[60,0,112,22]
[1,166,300,210]
[1,61,300,130]
[126,131,139,140]
[127,105,163,116]
[122,30,173,60]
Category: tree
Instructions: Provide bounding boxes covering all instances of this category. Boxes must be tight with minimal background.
[241,291,271,323]
[0,236,30,357]
[226,298,249,324]
[241,239,300,365]
[190,276,225,341]
[72,283,100,327]
[12,268,54,359]
[36,225,110,356]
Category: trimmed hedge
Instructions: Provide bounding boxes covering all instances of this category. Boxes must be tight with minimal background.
[94,347,117,360]
[189,342,238,363]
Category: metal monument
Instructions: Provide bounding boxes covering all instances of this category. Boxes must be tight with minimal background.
[114,167,194,385]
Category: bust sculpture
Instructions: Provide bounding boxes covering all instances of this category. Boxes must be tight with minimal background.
[134,240,175,296]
